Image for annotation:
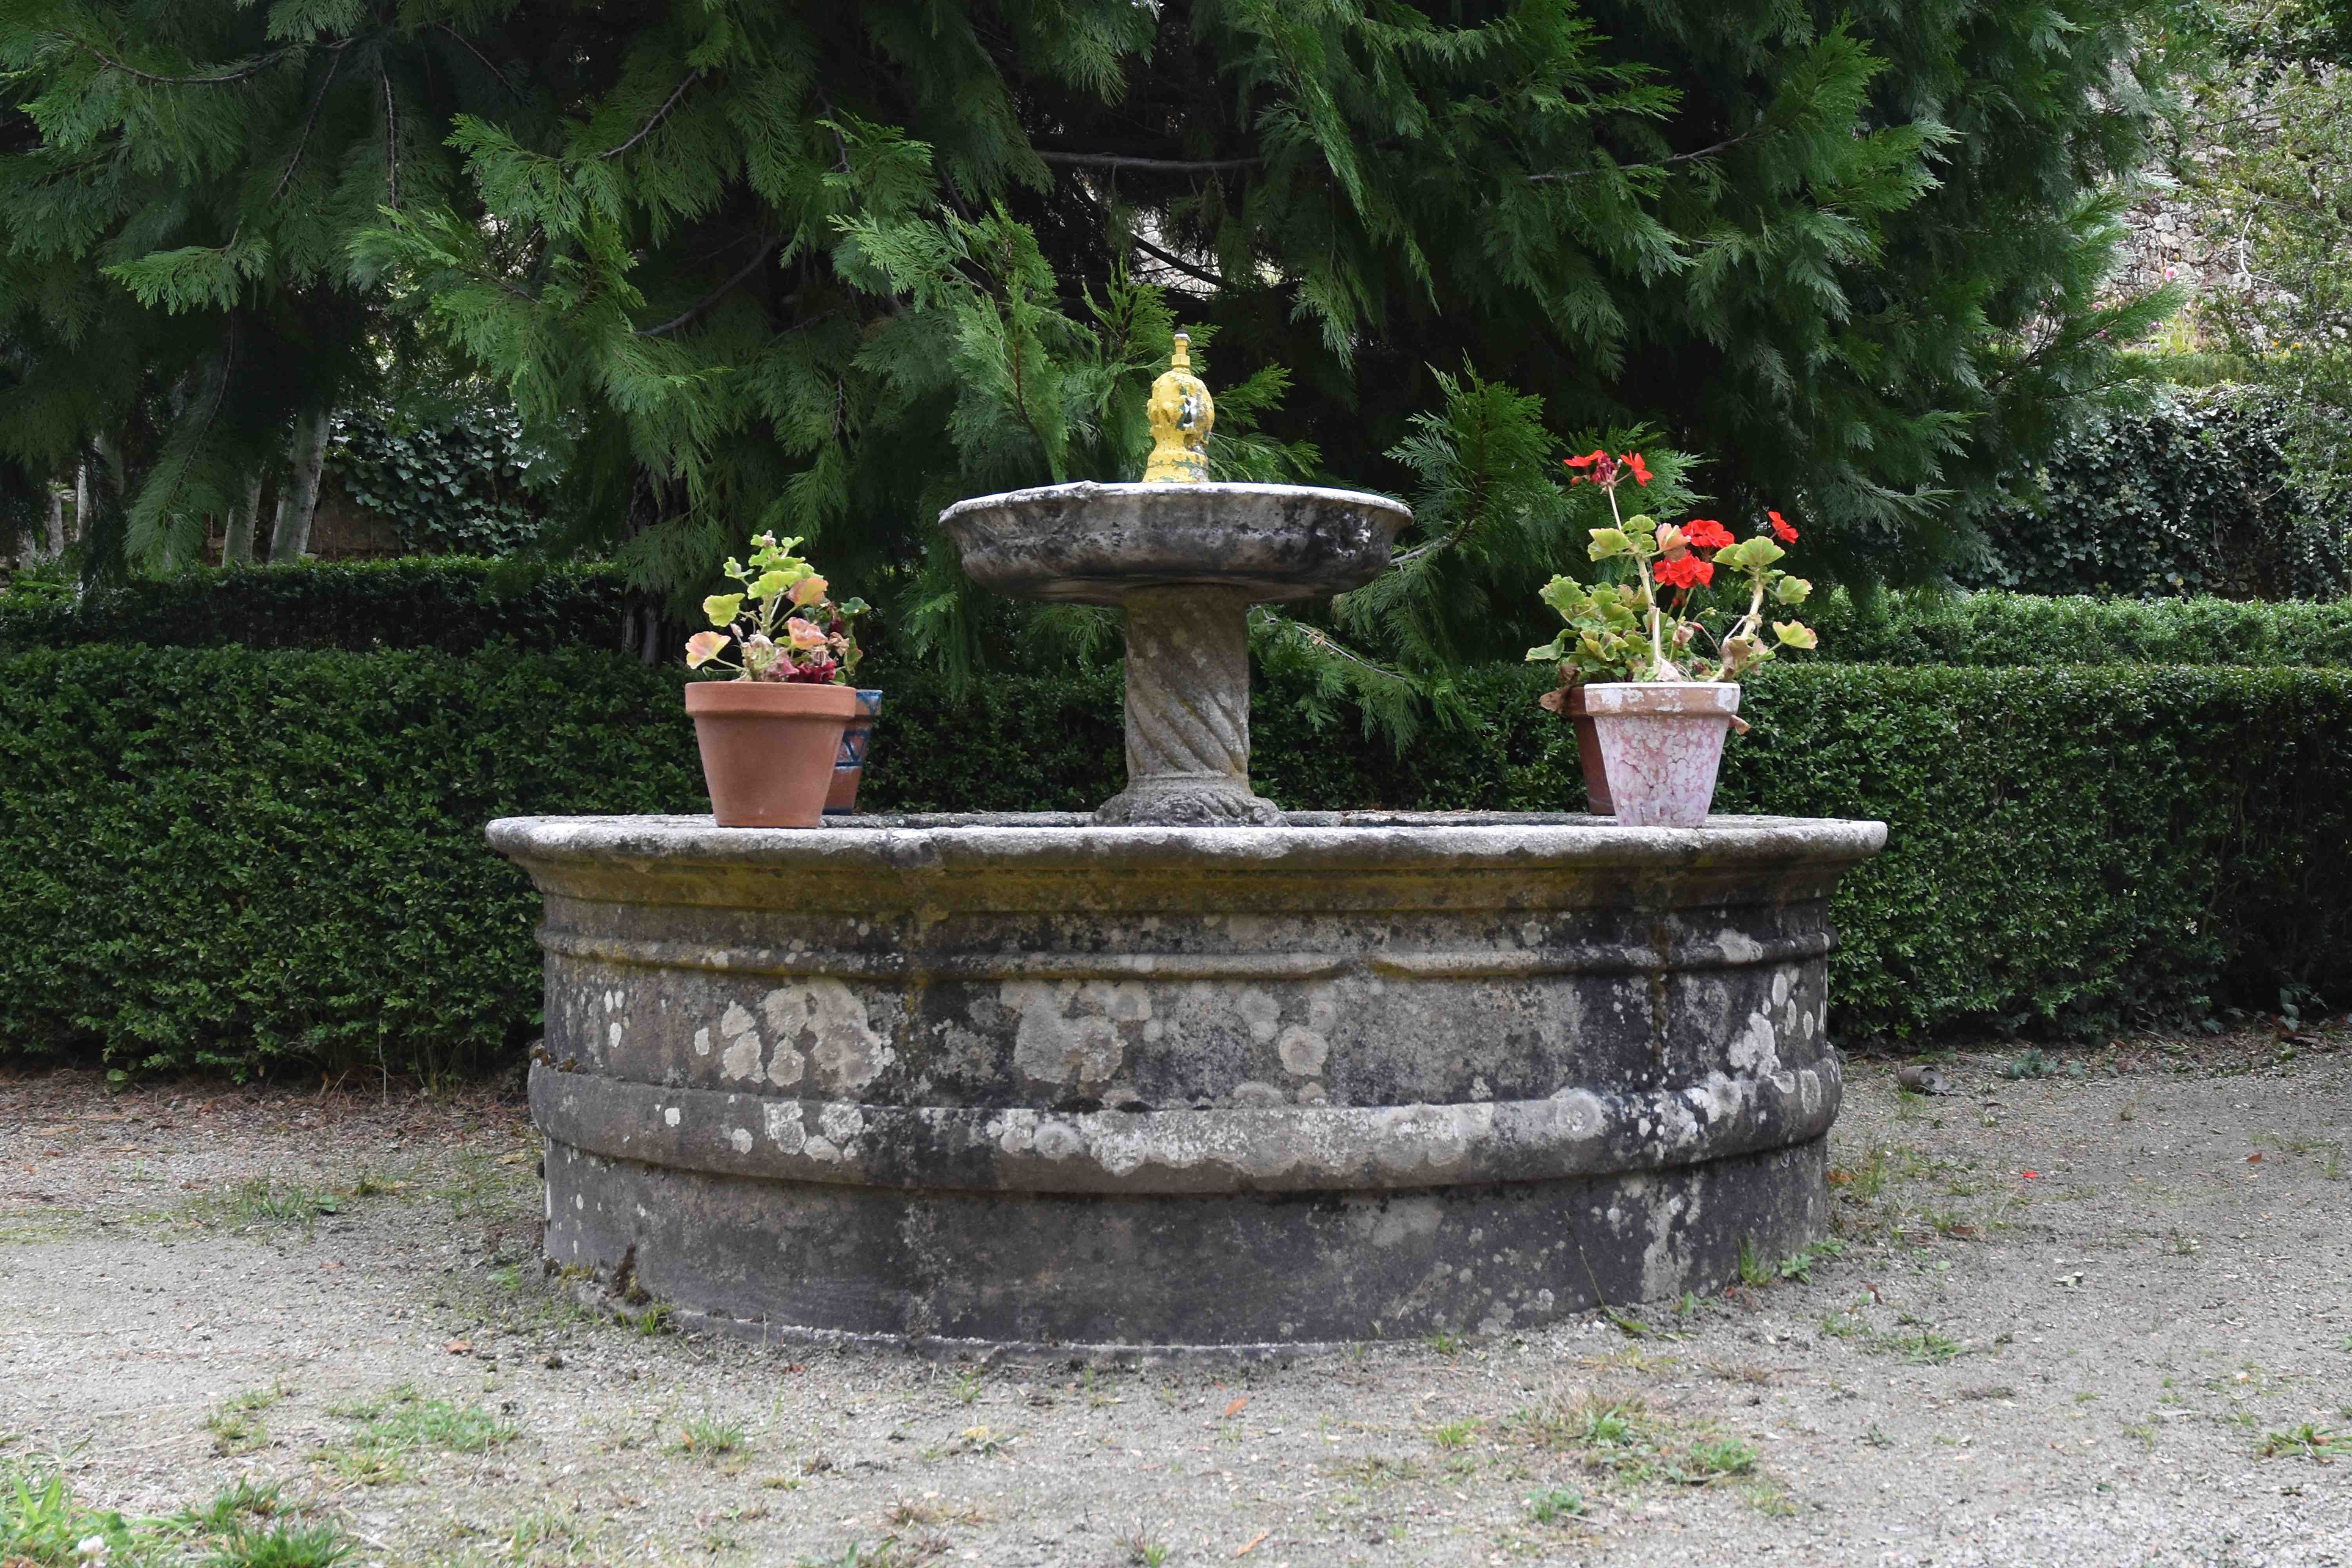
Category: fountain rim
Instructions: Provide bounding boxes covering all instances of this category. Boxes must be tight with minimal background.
[488,811,1888,873]
[936,477,1414,527]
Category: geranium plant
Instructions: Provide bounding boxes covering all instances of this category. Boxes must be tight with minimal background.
[1527,448,1817,687]
[685,533,867,682]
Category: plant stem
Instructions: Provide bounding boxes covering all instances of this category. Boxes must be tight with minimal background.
[1607,482,1666,677]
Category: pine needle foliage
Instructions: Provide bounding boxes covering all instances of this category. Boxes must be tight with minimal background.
[1,0,2189,708]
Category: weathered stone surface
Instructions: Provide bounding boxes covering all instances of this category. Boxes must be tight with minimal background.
[495,812,1886,1352]
[940,480,1412,827]
[1093,588,1282,826]
[937,481,1410,605]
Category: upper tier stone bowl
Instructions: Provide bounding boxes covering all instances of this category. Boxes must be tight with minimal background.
[939,481,1411,604]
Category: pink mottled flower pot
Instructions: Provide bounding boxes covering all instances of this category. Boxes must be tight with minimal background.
[1581,681,1741,827]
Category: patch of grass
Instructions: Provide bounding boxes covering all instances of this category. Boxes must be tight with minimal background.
[2,1463,142,1567]
[504,1508,585,1562]
[205,1386,290,1457]
[952,1370,984,1406]
[314,1385,517,1487]
[1819,1302,1964,1363]
[199,1519,356,1567]
[191,1178,343,1232]
[1502,1392,1761,1492]
[630,1305,671,1337]
[4,1465,354,1568]
[1428,1419,1481,1451]
[1828,1147,1890,1201]
[1423,1328,1465,1356]
[172,1478,284,1536]
[2258,1425,2350,1461]
[1525,1485,1586,1523]
[1735,1239,1774,1289]
[1333,1455,1423,1491]
[672,1417,747,1459]
[795,1538,942,1568]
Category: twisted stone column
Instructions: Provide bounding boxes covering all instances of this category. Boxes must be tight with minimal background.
[1094,587,1284,826]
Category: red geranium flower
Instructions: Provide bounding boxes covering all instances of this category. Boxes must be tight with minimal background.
[1768,510,1798,544]
[1682,519,1735,550]
[1562,449,1614,486]
[1654,554,1714,590]
[1624,453,1651,486]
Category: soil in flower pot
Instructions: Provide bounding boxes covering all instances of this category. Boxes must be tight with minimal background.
[1580,681,1741,828]
[823,689,885,815]
[686,681,859,828]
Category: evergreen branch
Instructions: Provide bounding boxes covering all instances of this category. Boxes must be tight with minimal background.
[1037,151,1260,174]
[381,70,399,210]
[1258,609,1412,683]
[437,23,518,96]
[635,236,784,337]
[813,93,853,173]
[271,46,347,202]
[1128,231,1226,290]
[62,37,322,86]
[1529,133,1753,183]
[599,70,704,162]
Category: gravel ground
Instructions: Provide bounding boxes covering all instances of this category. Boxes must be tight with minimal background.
[4,1030,2350,1567]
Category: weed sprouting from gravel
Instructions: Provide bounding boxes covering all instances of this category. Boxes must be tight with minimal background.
[189,1179,343,1233]
[2,1464,355,1568]
[672,1417,747,1459]
[1427,1418,1481,1451]
[199,1519,356,1567]
[2257,1425,2350,1462]
[2006,1049,2053,1081]
[1501,1391,1762,1492]
[204,1387,289,1457]
[311,1385,517,1488]
[1820,1302,1965,1364]
[1526,1485,1586,1522]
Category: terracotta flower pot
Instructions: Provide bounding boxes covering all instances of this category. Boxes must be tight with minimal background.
[1580,681,1741,828]
[823,689,885,815]
[685,680,859,828]
[1557,684,1614,815]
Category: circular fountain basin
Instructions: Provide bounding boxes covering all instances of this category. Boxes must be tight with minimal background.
[493,811,1885,1356]
[939,481,1412,604]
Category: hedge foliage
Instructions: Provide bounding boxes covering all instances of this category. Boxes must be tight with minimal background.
[0,559,644,655]
[327,399,570,557]
[1967,386,2352,599]
[4,645,2346,1077]
[0,646,699,1076]
[1805,590,2352,667]
[10,557,2352,670]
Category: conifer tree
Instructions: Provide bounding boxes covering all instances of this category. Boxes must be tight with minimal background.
[1,0,2183,704]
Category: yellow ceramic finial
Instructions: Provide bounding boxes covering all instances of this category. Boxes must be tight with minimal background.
[1143,331,1214,483]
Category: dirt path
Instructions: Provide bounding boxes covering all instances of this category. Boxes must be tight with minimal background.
[4,1033,2349,1567]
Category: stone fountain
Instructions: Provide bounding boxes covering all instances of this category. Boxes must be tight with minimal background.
[492,338,1885,1355]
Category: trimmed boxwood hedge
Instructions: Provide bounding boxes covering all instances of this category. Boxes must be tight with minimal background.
[0,559,646,655]
[9,559,2352,667]
[3,644,2346,1077]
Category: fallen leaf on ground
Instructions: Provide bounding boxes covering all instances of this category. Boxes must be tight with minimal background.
[445,1339,472,1354]
[1223,1396,1250,1419]
[1235,1529,1271,1557]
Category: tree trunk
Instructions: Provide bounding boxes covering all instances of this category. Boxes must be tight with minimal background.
[44,486,65,559]
[267,407,331,563]
[221,468,264,565]
[73,462,87,543]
